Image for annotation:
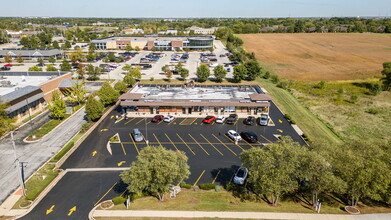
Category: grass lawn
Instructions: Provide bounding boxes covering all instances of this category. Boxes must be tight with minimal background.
[50,132,84,162]
[256,79,342,145]
[13,164,58,209]
[27,114,70,141]
[108,190,346,214]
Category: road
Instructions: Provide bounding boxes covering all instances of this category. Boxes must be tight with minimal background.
[0,108,87,204]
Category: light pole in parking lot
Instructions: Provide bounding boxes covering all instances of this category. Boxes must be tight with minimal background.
[145,117,149,145]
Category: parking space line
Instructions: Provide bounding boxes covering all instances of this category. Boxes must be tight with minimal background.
[147,121,152,125]
[168,118,177,125]
[212,134,237,156]
[190,118,198,125]
[188,134,210,156]
[129,134,140,155]
[223,134,245,151]
[242,139,255,148]
[212,169,221,184]
[178,118,188,125]
[141,134,149,145]
[153,133,162,146]
[120,142,127,155]
[93,182,118,206]
[176,133,196,155]
[124,118,136,125]
[135,118,145,125]
[164,133,179,151]
[200,134,223,156]
[260,134,273,143]
[229,174,235,184]
[157,120,164,125]
[193,170,206,187]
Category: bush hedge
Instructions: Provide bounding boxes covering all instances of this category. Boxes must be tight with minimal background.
[51,141,74,162]
[112,196,127,205]
[199,183,216,190]
[180,184,192,189]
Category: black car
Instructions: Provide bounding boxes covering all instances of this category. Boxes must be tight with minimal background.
[226,114,238,124]
[0,66,10,71]
[244,116,255,125]
[240,131,258,143]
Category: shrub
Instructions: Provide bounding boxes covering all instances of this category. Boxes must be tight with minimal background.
[284,114,292,121]
[81,122,92,132]
[224,184,237,191]
[109,135,119,142]
[302,133,310,142]
[314,81,327,89]
[263,71,270,79]
[150,77,154,81]
[112,196,127,205]
[277,80,291,89]
[270,74,280,84]
[349,95,359,104]
[52,141,74,162]
[180,184,192,189]
[199,183,216,190]
[290,120,296,124]
[365,108,380,115]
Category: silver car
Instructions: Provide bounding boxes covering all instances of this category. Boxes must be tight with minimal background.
[233,167,248,185]
[259,114,269,126]
[132,128,144,142]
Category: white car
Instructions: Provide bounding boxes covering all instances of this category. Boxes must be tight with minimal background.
[164,115,175,123]
[215,116,225,124]
[227,130,242,141]
[209,63,218,67]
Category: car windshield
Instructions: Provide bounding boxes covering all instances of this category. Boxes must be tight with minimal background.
[261,115,268,119]
[205,116,212,119]
[237,169,245,177]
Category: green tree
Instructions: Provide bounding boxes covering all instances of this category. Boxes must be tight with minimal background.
[76,63,85,79]
[65,81,88,105]
[60,59,72,71]
[28,66,43,71]
[213,65,227,83]
[97,82,119,105]
[64,40,71,49]
[86,64,101,81]
[135,46,140,51]
[46,64,58,71]
[180,68,189,80]
[124,45,133,51]
[114,81,127,93]
[48,56,56,64]
[16,55,24,64]
[4,54,12,63]
[37,57,44,65]
[85,96,104,121]
[196,64,210,82]
[108,52,116,62]
[369,83,382,96]
[0,102,16,137]
[120,145,190,201]
[244,60,262,81]
[381,62,391,91]
[123,75,136,87]
[128,68,142,79]
[49,91,66,119]
[332,140,391,207]
[240,136,304,206]
[52,40,60,49]
[233,65,247,82]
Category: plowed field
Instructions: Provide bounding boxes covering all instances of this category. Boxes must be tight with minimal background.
[239,33,391,81]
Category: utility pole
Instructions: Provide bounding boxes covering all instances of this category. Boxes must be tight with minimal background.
[11,131,26,196]
[145,117,149,145]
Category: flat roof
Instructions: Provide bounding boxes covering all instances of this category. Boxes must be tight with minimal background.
[130,84,261,100]
[94,35,213,42]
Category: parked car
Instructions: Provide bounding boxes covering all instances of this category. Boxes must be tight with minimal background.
[3,64,12,67]
[209,63,218,68]
[215,116,225,124]
[163,115,175,123]
[37,63,45,67]
[132,128,144,142]
[240,131,258,143]
[226,68,231,72]
[258,114,269,126]
[233,167,248,185]
[202,116,215,124]
[151,115,164,123]
[1,66,10,71]
[227,130,242,141]
[226,114,238,124]
[209,58,217,62]
[244,116,255,126]
[219,54,226,57]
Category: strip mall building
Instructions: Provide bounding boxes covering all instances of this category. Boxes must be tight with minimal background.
[119,84,271,117]
[92,35,214,51]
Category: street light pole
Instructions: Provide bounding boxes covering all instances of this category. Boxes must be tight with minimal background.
[11,131,26,196]
[145,117,149,145]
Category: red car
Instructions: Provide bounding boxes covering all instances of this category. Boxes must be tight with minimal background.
[151,115,164,123]
[203,116,216,124]
[4,64,12,67]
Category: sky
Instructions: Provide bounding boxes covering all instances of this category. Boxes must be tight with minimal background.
[2,0,390,18]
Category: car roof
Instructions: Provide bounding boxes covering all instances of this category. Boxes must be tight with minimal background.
[242,131,257,136]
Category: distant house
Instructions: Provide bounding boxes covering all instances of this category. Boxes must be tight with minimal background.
[92,21,112,26]
[158,30,178,35]
[123,29,144,35]
[187,26,218,35]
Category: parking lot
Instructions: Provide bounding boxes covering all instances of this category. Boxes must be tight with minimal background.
[62,102,305,186]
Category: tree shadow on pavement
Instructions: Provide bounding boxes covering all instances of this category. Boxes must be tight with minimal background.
[210,165,240,186]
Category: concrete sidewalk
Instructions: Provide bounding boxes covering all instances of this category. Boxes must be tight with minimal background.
[92,210,391,220]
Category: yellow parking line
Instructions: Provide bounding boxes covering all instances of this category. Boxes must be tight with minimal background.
[120,142,127,155]
[212,169,221,184]
[153,133,162,146]
[119,189,127,197]
[193,170,206,187]
[260,134,273,143]
[165,133,179,151]
[129,134,140,155]
[168,118,177,125]
[200,134,223,156]
[242,139,255,148]
[124,118,136,125]
[188,134,209,156]
[94,182,118,206]
[179,118,188,125]
[224,134,245,151]
[141,133,149,145]
[157,120,164,125]
[135,118,145,125]
[229,174,235,184]
[190,118,198,125]
[212,134,237,156]
[147,121,152,125]
[176,133,196,155]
